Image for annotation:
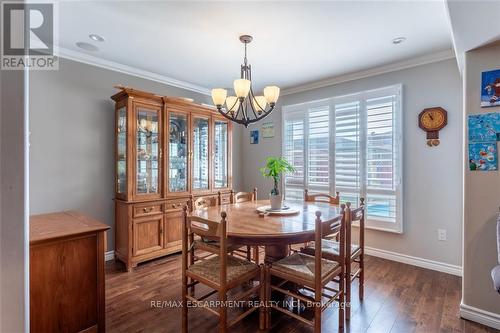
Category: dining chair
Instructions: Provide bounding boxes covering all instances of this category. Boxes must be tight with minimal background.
[265,205,346,333]
[304,189,340,205]
[188,194,254,263]
[230,188,260,263]
[182,207,265,333]
[301,199,365,320]
[230,188,257,204]
[299,189,341,250]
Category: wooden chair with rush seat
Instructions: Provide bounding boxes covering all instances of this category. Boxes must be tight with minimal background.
[304,189,340,205]
[181,206,265,333]
[188,194,253,262]
[301,199,365,320]
[265,205,347,332]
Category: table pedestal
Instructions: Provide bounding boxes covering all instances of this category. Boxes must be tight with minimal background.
[264,244,290,264]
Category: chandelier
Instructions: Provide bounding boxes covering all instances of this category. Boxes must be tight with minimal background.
[211,35,280,127]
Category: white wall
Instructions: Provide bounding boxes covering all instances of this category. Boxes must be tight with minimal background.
[462,41,500,325]
[0,68,28,331]
[241,58,463,267]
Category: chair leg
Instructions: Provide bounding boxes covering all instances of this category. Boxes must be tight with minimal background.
[314,301,322,333]
[359,253,364,301]
[345,261,351,320]
[182,273,188,333]
[219,290,227,333]
[259,265,265,330]
[339,272,344,331]
[265,265,272,329]
[253,246,259,264]
[246,245,251,261]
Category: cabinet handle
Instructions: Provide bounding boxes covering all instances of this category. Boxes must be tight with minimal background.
[143,207,153,213]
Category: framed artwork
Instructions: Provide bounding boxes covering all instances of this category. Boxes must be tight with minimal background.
[469,142,498,171]
[250,129,259,144]
[468,113,500,142]
[481,69,500,107]
[262,122,275,138]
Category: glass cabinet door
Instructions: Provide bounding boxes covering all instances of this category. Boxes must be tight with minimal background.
[116,106,127,195]
[213,120,228,189]
[168,113,188,193]
[192,117,209,190]
[136,107,160,195]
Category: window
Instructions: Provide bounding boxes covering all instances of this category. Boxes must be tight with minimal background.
[282,85,403,233]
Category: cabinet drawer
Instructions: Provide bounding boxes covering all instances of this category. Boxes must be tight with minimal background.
[165,199,189,212]
[133,203,163,217]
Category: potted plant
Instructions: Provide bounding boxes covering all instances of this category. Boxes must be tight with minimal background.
[260,157,295,210]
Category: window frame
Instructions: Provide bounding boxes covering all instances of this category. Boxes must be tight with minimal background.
[282,84,403,233]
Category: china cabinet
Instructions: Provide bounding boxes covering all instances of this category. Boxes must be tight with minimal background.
[111,87,232,271]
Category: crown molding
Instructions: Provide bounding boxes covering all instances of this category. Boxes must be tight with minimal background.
[281,49,456,96]
[57,47,211,96]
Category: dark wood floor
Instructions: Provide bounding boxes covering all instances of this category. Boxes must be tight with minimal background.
[106,254,498,333]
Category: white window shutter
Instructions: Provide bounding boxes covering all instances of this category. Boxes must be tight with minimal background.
[307,105,330,193]
[334,101,361,205]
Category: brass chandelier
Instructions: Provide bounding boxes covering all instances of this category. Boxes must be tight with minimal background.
[211,35,280,127]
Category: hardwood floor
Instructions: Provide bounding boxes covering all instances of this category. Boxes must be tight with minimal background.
[106,254,498,333]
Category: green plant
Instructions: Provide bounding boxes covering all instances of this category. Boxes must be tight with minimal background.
[259,157,295,195]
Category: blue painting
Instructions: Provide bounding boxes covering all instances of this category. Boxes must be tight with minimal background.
[481,69,500,107]
[250,129,259,144]
[468,113,500,142]
[469,142,498,171]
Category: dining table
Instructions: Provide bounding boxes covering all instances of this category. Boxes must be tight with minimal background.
[189,199,343,263]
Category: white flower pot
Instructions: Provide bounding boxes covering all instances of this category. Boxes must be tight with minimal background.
[269,193,283,210]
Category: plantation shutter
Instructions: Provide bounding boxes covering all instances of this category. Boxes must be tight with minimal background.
[307,105,330,193]
[283,85,402,232]
[365,94,399,222]
[334,101,361,205]
[283,111,305,200]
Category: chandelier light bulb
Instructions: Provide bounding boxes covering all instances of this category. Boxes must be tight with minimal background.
[225,96,240,113]
[233,79,251,98]
[263,86,280,104]
[211,88,227,106]
[252,96,267,113]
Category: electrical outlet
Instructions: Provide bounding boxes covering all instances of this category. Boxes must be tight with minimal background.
[438,229,447,241]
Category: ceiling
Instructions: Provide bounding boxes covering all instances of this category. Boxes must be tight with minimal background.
[58,1,453,93]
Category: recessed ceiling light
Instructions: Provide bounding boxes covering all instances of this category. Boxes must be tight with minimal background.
[76,41,99,52]
[392,37,406,45]
[89,34,105,42]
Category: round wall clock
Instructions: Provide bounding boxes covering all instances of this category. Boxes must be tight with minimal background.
[418,107,448,147]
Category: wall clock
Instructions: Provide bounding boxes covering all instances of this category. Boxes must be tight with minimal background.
[418,107,448,147]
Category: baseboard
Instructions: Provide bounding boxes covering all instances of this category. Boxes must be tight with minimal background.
[460,303,500,330]
[105,250,115,262]
[365,246,462,276]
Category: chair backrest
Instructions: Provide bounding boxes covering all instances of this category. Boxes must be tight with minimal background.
[314,205,346,292]
[182,206,228,285]
[304,189,340,205]
[345,198,365,259]
[189,195,219,212]
[230,188,257,203]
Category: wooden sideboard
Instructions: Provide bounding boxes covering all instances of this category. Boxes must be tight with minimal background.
[30,211,109,333]
[111,87,232,271]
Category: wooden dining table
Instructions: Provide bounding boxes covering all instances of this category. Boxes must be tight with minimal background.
[190,199,343,263]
